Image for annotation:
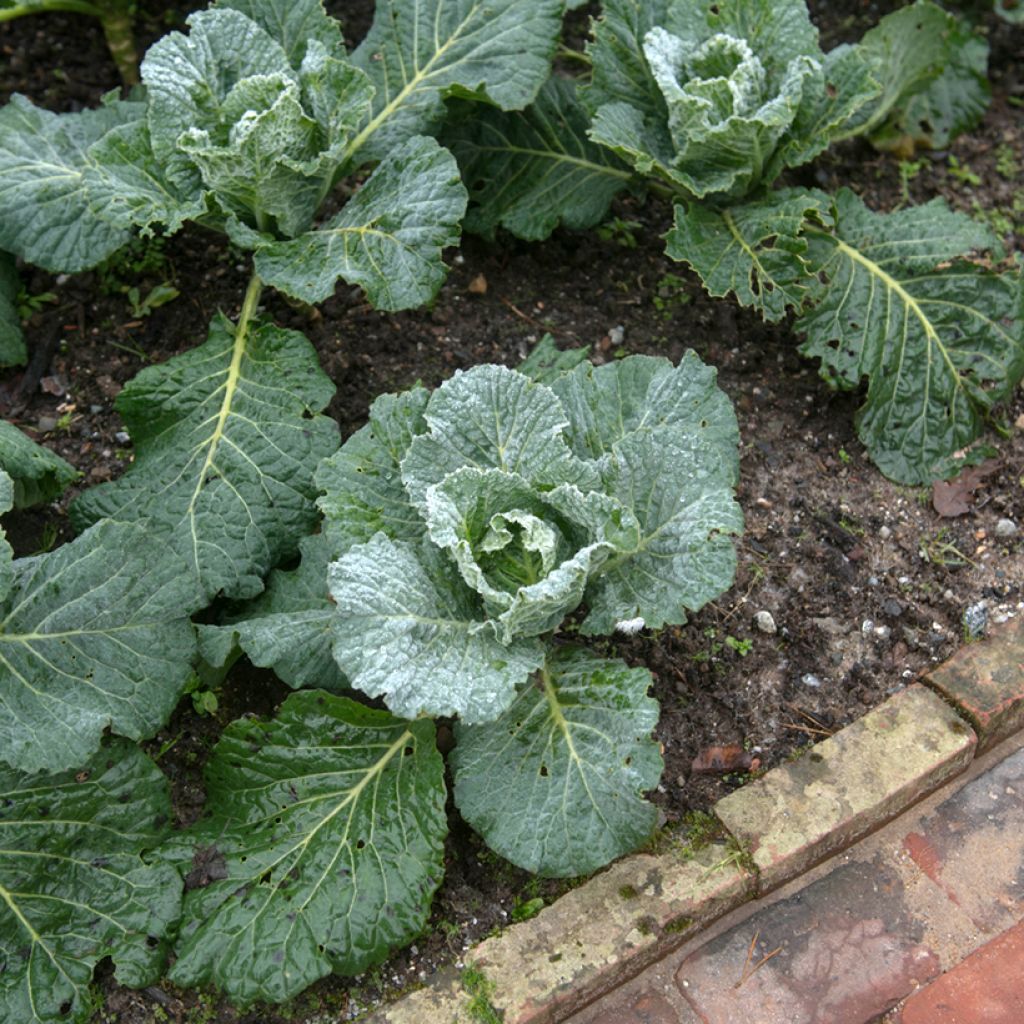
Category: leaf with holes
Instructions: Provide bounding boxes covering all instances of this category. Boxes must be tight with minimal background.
[248,136,466,310]
[164,690,446,1005]
[665,189,833,323]
[0,741,181,1024]
[797,188,1024,483]
[0,520,201,774]
[452,647,662,877]
[70,310,339,601]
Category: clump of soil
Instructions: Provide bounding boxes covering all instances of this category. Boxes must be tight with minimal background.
[1,2,1022,1021]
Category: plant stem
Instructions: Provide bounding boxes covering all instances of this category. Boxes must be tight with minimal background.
[238,271,264,338]
[0,1,102,22]
[99,4,140,87]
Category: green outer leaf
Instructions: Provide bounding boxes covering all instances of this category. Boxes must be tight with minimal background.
[582,0,671,120]
[70,313,339,601]
[329,534,544,723]
[198,533,347,692]
[82,118,206,239]
[348,0,563,166]
[452,647,662,877]
[995,0,1024,24]
[0,520,201,775]
[0,420,81,509]
[517,334,591,384]
[835,0,953,140]
[871,25,989,152]
[549,351,740,469]
[0,741,182,1024]
[401,363,596,511]
[0,95,137,271]
[582,430,743,635]
[251,135,467,310]
[444,77,635,242]
[214,0,344,66]
[315,385,430,554]
[665,188,834,322]
[798,190,1024,484]
[166,691,447,1004]
[0,253,26,368]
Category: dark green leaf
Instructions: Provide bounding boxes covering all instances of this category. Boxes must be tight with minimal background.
[166,691,447,1004]
[0,253,26,368]
[71,313,339,601]
[0,420,80,508]
[0,742,182,1024]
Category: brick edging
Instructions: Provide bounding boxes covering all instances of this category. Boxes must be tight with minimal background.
[366,615,1023,1024]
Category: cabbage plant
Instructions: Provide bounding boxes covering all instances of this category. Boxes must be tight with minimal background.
[447,0,1024,485]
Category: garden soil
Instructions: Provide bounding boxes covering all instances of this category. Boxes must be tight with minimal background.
[1,2,1022,1021]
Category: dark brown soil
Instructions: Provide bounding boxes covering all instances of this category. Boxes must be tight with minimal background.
[1,3,1022,1022]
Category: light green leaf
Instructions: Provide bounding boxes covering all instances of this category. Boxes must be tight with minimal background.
[0,520,201,774]
[582,430,743,635]
[0,471,12,596]
[444,77,635,242]
[347,0,563,166]
[0,420,81,508]
[166,691,447,1004]
[0,742,182,1024]
[0,95,138,271]
[549,352,740,469]
[797,189,1024,484]
[424,468,630,640]
[315,385,430,554]
[329,534,544,723]
[142,8,296,171]
[400,363,596,511]
[70,312,339,601]
[0,253,26,368]
[198,533,347,692]
[214,0,345,66]
[452,647,662,877]
[250,135,466,309]
[995,0,1024,24]
[665,188,834,322]
[870,24,989,152]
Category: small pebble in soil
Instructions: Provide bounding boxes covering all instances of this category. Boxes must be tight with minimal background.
[608,324,625,345]
[801,673,823,688]
[963,601,989,639]
[995,518,1018,538]
[879,525,892,540]
[754,610,777,634]
[115,431,130,444]
[37,416,57,432]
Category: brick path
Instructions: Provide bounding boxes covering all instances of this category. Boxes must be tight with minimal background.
[567,734,1024,1024]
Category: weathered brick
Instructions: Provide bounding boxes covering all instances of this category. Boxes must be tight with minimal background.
[899,919,1024,1024]
[924,616,1024,751]
[899,745,1024,934]
[676,855,942,1024]
[714,685,976,892]
[469,843,753,1024]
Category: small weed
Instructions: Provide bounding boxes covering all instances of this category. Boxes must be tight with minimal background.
[596,216,643,249]
[127,282,180,318]
[652,272,692,319]
[183,674,219,716]
[724,635,753,657]
[837,447,851,464]
[897,158,925,205]
[920,528,977,568]
[947,154,981,186]
[995,144,1020,180]
[16,287,58,320]
[510,895,545,922]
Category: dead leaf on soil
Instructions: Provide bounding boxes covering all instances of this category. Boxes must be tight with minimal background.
[467,273,487,295]
[691,744,754,774]
[932,459,1000,518]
